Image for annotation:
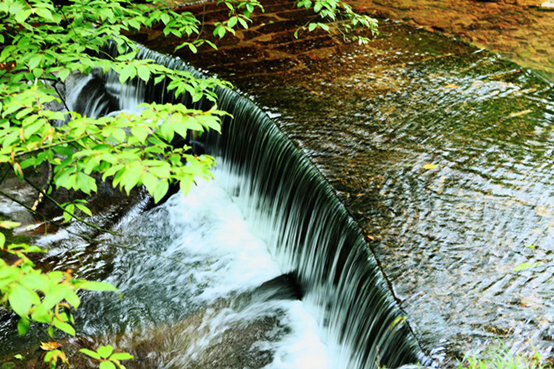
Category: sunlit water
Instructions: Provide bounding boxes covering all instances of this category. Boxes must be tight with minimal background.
[46,43,422,368]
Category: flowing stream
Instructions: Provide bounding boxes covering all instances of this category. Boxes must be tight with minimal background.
[136,6,554,363]
[38,171,330,368]
[1,44,426,368]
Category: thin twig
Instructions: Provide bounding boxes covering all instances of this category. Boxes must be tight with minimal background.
[53,81,70,112]
[14,134,92,158]
[22,176,117,235]
[0,188,189,266]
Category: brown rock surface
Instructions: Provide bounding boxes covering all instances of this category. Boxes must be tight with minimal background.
[352,0,554,80]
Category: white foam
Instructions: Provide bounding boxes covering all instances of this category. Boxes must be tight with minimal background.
[33,168,329,368]
[162,172,330,368]
[263,300,330,369]
[160,175,282,301]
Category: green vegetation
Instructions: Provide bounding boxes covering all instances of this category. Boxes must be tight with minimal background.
[458,341,546,369]
[79,345,134,369]
[0,0,377,366]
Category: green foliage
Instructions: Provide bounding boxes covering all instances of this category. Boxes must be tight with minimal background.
[0,222,130,368]
[0,233,117,339]
[42,344,69,369]
[513,262,542,271]
[0,0,376,208]
[0,0,232,209]
[458,341,545,369]
[80,345,134,369]
[211,0,264,40]
[295,0,378,44]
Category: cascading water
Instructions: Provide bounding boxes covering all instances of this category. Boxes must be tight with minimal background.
[23,44,429,368]
[203,89,425,368]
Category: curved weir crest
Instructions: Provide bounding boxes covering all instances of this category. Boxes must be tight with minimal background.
[204,89,426,368]
[61,44,428,368]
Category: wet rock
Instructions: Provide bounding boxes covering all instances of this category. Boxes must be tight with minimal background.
[350,0,554,80]
[0,274,301,369]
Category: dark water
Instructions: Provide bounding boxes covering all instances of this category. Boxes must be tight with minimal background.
[139,4,554,364]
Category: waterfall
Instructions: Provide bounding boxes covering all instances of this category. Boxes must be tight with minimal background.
[61,44,428,368]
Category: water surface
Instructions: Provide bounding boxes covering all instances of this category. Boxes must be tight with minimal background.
[140,4,554,364]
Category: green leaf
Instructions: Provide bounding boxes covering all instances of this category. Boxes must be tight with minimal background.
[64,289,80,308]
[53,319,75,336]
[0,221,21,230]
[99,361,117,369]
[78,349,101,360]
[31,304,52,324]
[228,16,238,28]
[76,172,97,194]
[120,167,142,194]
[36,7,53,21]
[97,345,113,359]
[0,233,5,248]
[17,317,30,336]
[314,2,322,12]
[20,273,48,292]
[213,25,226,39]
[131,126,149,144]
[63,203,75,223]
[422,163,438,170]
[513,262,541,271]
[118,65,136,84]
[137,65,151,82]
[15,9,32,23]
[75,203,92,217]
[238,17,249,29]
[58,69,71,82]
[28,55,42,70]
[179,176,194,195]
[153,179,169,203]
[142,173,158,196]
[109,352,134,361]
[111,128,127,143]
[8,285,34,317]
[77,281,118,292]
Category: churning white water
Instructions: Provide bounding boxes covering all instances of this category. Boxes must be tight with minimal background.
[129,172,329,367]
[39,169,329,368]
